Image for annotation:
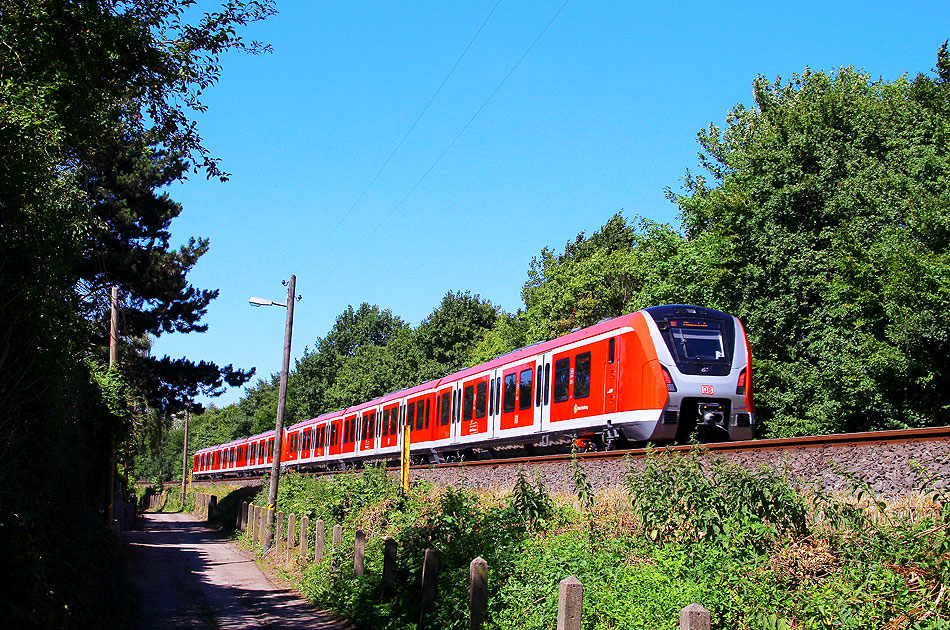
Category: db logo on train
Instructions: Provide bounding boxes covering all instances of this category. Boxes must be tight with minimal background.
[701,385,715,395]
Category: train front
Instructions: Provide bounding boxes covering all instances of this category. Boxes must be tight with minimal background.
[643,305,754,442]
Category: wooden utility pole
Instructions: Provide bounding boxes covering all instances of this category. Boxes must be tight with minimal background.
[105,286,118,528]
[263,274,297,548]
[179,404,190,509]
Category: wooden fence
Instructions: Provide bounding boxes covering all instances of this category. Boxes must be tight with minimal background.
[233,500,714,630]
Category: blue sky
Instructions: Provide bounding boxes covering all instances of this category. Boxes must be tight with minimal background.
[153,0,950,408]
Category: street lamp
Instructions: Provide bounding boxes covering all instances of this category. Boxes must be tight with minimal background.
[250,274,299,548]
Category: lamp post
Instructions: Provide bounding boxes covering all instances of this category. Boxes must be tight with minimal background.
[250,274,298,548]
[179,403,190,510]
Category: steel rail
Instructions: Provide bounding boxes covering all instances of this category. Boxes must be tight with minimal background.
[187,426,950,481]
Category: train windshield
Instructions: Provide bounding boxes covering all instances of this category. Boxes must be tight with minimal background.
[666,318,729,367]
[670,326,725,362]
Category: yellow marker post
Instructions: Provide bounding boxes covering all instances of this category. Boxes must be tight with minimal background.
[400,421,411,493]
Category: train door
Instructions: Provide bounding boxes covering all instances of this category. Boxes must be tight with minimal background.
[604,336,618,414]
[433,387,452,442]
[457,372,492,445]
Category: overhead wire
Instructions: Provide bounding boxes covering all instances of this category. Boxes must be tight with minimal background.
[301,0,504,261]
[317,0,572,283]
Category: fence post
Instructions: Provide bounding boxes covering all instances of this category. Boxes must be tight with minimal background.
[354,529,365,577]
[207,495,217,522]
[249,505,256,540]
[239,501,248,530]
[557,576,583,630]
[680,604,711,630]
[257,506,265,544]
[287,514,296,562]
[315,519,325,562]
[469,557,488,630]
[332,523,342,549]
[275,511,284,555]
[382,537,397,601]
[418,548,439,630]
[300,515,310,560]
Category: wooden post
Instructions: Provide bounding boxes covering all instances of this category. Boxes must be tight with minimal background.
[249,506,257,540]
[354,529,365,577]
[469,557,488,630]
[680,604,711,630]
[238,501,247,530]
[300,515,310,559]
[332,523,342,549]
[258,506,265,544]
[287,514,296,562]
[315,519,325,562]
[418,548,439,630]
[557,577,582,630]
[382,537,397,601]
[275,511,284,555]
[207,495,217,522]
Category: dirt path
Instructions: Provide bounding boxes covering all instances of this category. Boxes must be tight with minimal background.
[124,512,349,629]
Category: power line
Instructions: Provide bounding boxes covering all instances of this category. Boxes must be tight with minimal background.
[319,0,572,282]
[305,0,503,258]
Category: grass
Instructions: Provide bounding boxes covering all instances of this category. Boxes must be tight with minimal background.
[210,451,949,629]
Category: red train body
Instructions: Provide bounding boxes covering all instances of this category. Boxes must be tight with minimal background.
[192,305,754,477]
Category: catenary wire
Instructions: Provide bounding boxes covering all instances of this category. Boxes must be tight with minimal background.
[317,0,572,283]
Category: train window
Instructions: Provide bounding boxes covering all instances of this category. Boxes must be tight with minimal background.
[424,398,430,428]
[407,402,416,431]
[454,389,460,423]
[553,358,570,403]
[268,438,274,458]
[503,374,516,413]
[536,366,543,407]
[574,352,591,399]
[489,378,495,416]
[440,392,450,426]
[330,423,338,446]
[382,409,390,436]
[368,411,376,439]
[475,381,487,419]
[416,401,425,430]
[608,338,616,364]
[390,409,398,435]
[544,363,551,405]
[302,430,310,452]
[519,368,533,410]
[463,385,474,421]
[495,377,501,414]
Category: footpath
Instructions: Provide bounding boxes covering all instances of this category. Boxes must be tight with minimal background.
[124,512,349,630]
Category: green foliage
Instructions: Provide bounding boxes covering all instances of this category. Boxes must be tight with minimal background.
[569,447,595,512]
[669,56,950,436]
[509,467,553,530]
[626,448,808,550]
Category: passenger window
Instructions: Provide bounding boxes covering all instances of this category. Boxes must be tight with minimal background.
[416,401,425,430]
[475,381,487,419]
[495,377,501,414]
[489,378,495,416]
[382,409,390,436]
[503,374,516,413]
[608,338,616,364]
[407,402,416,432]
[553,358,570,403]
[519,368,533,410]
[424,398,430,428]
[463,385,474,421]
[574,352,591,399]
[536,366,543,407]
[389,409,397,435]
[440,392,450,426]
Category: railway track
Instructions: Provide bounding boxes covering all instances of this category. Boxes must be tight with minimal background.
[185,426,950,487]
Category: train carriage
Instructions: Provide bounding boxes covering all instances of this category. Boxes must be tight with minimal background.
[193,305,753,477]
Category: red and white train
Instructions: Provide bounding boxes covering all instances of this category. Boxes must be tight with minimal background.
[192,305,754,478]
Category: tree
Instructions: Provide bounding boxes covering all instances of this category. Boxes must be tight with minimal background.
[0,2,274,625]
[669,48,950,436]
[414,291,500,376]
[520,214,696,343]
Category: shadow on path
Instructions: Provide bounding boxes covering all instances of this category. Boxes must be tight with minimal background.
[124,512,348,630]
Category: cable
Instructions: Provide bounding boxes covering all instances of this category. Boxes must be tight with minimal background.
[320,0,572,281]
[304,0,504,259]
